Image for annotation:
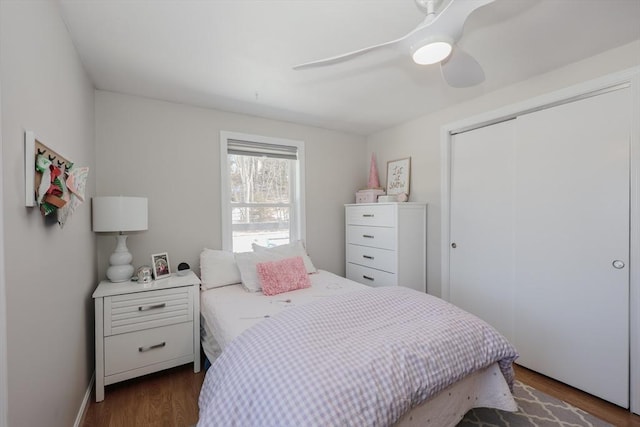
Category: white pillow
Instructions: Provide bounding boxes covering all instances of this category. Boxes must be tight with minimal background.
[200,249,242,290]
[251,240,317,274]
[235,250,290,292]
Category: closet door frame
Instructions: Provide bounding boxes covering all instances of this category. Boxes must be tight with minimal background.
[440,67,640,414]
[0,71,6,427]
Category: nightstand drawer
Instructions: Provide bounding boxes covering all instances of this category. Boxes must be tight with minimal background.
[104,322,193,376]
[346,244,396,273]
[105,287,193,336]
[346,204,395,227]
[347,225,396,249]
[346,263,397,287]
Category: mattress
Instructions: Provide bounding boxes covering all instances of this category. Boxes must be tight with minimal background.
[200,269,367,359]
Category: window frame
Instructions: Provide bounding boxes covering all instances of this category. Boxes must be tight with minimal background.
[220,131,306,252]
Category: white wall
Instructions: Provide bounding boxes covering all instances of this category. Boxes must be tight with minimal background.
[0,2,96,426]
[95,91,366,280]
[367,40,640,297]
[0,22,7,427]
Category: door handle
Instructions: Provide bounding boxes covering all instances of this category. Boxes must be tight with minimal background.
[612,260,625,269]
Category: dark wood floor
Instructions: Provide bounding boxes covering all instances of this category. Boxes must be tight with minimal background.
[513,364,640,427]
[81,364,206,427]
[81,362,640,427]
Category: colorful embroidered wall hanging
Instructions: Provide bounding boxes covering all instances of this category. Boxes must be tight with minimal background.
[24,131,89,227]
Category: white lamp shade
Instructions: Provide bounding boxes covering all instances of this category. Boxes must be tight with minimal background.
[92,196,148,232]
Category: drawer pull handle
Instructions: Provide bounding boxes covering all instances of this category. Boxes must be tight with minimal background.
[138,303,166,311]
[139,342,166,352]
[362,234,374,239]
[363,255,374,260]
[362,275,374,281]
[362,214,374,217]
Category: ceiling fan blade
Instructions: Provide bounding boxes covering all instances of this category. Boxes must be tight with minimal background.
[293,0,495,71]
[293,8,441,70]
[293,36,405,70]
[409,0,495,46]
[440,47,485,88]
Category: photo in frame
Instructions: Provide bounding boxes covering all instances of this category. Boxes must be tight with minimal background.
[151,252,171,280]
[386,157,411,196]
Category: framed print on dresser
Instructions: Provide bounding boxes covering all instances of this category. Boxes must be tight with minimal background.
[386,157,411,196]
[151,252,171,280]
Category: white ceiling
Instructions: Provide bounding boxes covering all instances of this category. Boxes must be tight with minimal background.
[58,0,640,135]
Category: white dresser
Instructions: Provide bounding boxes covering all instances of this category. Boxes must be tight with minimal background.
[345,203,426,292]
[92,271,201,402]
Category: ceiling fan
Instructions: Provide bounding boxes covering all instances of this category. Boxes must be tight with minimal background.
[293,0,494,88]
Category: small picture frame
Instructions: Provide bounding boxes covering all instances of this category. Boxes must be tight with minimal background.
[151,252,171,280]
[386,157,411,196]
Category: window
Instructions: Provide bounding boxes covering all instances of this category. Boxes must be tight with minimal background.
[220,131,306,253]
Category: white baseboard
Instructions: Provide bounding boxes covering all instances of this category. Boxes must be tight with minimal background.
[74,372,95,427]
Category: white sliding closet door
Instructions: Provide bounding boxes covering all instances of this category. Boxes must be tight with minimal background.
[450,120,516,342]
[514,88,630,407]
[448,87,631,407]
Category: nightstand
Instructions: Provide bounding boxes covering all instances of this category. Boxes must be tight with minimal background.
[92,271,201,402]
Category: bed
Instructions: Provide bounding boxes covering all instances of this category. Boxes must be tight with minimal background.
[197,245,518,426]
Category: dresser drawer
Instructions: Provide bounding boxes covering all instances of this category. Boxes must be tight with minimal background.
[347,225,396,249]
[104,287,193,336]
[346,244,396,273]
[346,263,397,287]
[104,321,193,376]
[346,205,395,227]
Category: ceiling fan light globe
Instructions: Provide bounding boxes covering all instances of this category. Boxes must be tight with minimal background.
[412,41,453,65]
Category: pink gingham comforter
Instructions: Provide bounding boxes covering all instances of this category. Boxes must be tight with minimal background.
[198,286,518,427]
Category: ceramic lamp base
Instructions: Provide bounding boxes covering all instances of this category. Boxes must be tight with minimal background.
[107,234,134,282]
[107,264,135,282]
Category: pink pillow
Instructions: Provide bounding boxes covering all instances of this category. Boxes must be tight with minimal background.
[256,256,311,296]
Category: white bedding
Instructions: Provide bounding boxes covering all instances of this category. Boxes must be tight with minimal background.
[200,269,366,359]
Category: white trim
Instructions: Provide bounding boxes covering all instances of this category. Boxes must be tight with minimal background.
[219,131,306,252]
[220,133,232,251]
[0,70,8,427]
[629,70,640,416]
[73,373,95,427]
[441,66,640,414]
[294,142,306,244]
[439,126,451,301]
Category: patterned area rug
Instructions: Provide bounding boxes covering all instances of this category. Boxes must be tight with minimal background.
[459,380,612,426]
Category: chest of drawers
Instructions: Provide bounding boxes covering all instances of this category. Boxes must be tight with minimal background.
[345,203,426,292]
[92,272,201,402]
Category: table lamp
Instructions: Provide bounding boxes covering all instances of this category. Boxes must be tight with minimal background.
[92,196,148,282]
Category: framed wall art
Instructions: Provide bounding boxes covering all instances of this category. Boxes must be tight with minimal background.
[386,157,411,196]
